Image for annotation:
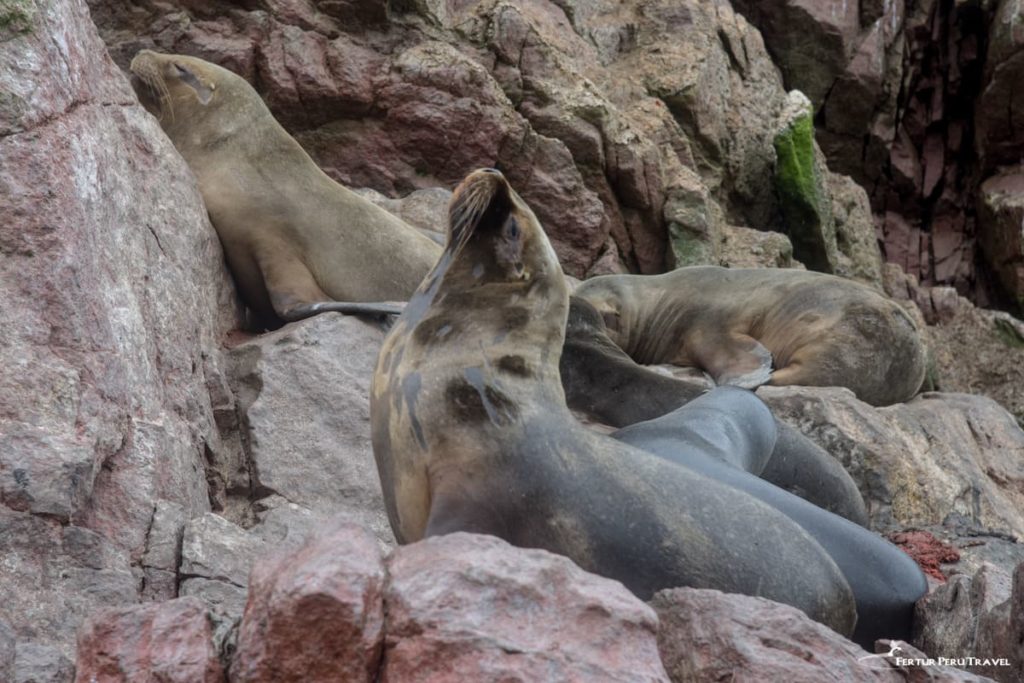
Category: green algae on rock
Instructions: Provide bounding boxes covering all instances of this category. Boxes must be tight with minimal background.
[773,90,838,274]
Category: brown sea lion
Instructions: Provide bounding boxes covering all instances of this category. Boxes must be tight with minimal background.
[370,168,857,635]
[574,267,927,406]
[560,295,869,525]
[128,50,442,328]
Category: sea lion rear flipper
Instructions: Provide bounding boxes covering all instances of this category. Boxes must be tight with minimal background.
[284,301,405,321]
[693,332,773,389]
[257,249,403,321]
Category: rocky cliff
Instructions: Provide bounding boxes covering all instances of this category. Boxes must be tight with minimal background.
[3,0,1024,680]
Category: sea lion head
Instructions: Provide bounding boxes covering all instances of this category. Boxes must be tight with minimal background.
[399,168,568,334]
[376,168,569,440]
[129,50,235,129]
[572,276,629,345]
[445,168,558,287]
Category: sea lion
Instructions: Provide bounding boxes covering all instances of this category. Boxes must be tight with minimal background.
[610,387,927,647]
[574,267,927,406]
[128,50,442,328]
[561,296,869,524]
[370,168,857,635]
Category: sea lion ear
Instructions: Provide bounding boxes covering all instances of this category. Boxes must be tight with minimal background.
[172,62,214,104]
[447,169,512,254]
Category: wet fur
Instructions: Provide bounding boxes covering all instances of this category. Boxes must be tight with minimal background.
[371,169,859,636]
[560,296,869,525]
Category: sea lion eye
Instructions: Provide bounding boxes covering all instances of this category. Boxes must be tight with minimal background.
[505,218,519,239]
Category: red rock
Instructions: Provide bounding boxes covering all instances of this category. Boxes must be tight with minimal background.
[382,533,668,683]
[889,530,961,582]
[652,587,900,682]
[230,521,385,683]
[74,597,225,683]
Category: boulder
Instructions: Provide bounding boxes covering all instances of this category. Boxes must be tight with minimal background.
[977,169,1024,305]
[730,0,861,107]
[226,314,395,546]
[87,0,854,277]
[74,597,225,683]
[760,387,1024,536]
[179,513,266,618]
[913,562,1015,680]
[231,521,385,683]
[0,0,239,661]
[383,532,669,682]
[883,264,1024,427]
[655,587,878,682]
[773,90,838,273]
[14,642,75,683]
[652,587,986,682]
[976,0,1024,173]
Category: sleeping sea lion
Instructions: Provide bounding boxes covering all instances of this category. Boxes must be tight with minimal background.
[560,295,869,525]
[574,267,927,406]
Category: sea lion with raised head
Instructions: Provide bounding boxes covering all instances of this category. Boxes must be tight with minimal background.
[561,296,869,525]
[370,168,858,635]
[610,387,927,647]
[129,50,442,328]
[574,267,927,406]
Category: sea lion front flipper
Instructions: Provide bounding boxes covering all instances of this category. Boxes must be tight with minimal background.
[693,332,774,389]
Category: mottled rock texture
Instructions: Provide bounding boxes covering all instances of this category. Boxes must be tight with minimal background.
[382,533,669,682]
[733,0,1024,310]
[87,0,886,281]
[8,0,1024,678]
[0,0,240,669]
[884,263,1024,427]
[652,587,990,682]
[74,597,225,683]
[231,521,384,683]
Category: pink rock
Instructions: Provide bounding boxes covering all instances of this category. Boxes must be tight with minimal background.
[652,587,897,682]
[230,521,385,683]
[0,0,239,662]
[383,533,668,683]
[653,587,986,682]
[74,597,225,683]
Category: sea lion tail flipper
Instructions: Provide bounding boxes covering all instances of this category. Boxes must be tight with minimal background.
[694,332,774,389]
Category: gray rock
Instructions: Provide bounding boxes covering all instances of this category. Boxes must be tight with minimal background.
[14,642,74,683]
[0,0,240,663]
[180,513,264,588]
[0,509,138,661]
[142,568,178,603]
[180,578,249,619]
[653,587,899,682]
[227,314,396,546]
[0,620,13,683]
[142,500,187,573]
[759,388,1024,536]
